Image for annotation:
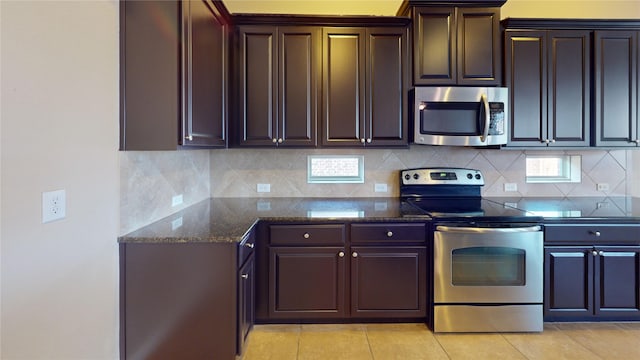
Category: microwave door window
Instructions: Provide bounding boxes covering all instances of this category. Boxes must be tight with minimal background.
[420,102,482,136]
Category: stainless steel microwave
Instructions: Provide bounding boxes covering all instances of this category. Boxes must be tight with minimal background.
[413,87,508,146]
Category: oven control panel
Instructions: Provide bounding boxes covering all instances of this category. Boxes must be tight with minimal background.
[401,168,484,186]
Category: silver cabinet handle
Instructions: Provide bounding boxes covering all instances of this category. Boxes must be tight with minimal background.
[277,138,283,144]
[303,233,310,239]
[386,231,393,237]
[352,252,358,258]
[360,138,366,143]
[590,231,601,237]
[543,139,550,144]
[185,135,193,141]
[550,139,556,143]
[241,274,249,279]
[436,225,541,233]
[598,250,604,256]
[244,243,254,249]
[338,251,345,258]
[366,138,372,143]
[272,138,277,143]
[592,250,598,256]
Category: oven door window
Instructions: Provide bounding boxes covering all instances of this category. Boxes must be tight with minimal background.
[420,102,483,136]
[451,246,525,286]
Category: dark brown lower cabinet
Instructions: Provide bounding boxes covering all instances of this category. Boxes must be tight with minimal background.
[545,246,640,321]
[238,253,255,354]
[269,247,347,319]
[120,243,237,360]
[351,247,426,318]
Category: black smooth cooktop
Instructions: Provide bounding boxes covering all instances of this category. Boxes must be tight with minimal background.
[401,197,542,222]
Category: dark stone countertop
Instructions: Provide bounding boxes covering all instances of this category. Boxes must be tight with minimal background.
[118,197,415,244]
[118,197,640,244]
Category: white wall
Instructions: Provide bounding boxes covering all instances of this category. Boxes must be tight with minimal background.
[1,1,120,359]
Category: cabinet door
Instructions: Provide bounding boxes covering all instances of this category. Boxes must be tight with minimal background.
[183,0,227,147]
[544,247,593,320]
[505,30,547,147]
[120,0,180,150]
[366,27,408,147]
[547,31,591,147]
[413,7,455,85]
[350,247,426,318]
[595,247,640,319]
[269,247,346,319]
[237,254,254,355]
[278,27,320,147]
[594,31,639,147]
[238,26,278,146]
[322,27,367,146]
[456,7,501,85]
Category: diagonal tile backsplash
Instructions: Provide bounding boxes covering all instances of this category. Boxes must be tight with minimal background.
[210,146,631,199]
[119,146,631,234]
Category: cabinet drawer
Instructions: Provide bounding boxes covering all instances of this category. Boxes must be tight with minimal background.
[351,223,426,244]
[270,224,346,246]
[545,224,640,244]
[238,230,256,266]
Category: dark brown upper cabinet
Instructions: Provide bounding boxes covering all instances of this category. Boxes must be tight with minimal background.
[236,26,320,147]
[322,26,409,147]
[504,29,591,147]
[594,31,639,147]
[411,6,501,86]
[120,0,229,150]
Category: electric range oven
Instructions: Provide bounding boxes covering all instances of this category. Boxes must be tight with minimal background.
[400,167,544,333]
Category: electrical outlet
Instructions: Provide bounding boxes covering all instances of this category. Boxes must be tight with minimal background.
[171,216,183,230]
[374,183,388,193]
[172,194,183,207]
[504,183,518,192]
[257,183,271,193]
[597,183,610,191]
[42,189,66,223]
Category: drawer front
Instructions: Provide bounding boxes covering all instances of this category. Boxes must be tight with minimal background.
[545,224,640,244]
[270,224,346,246]
[351,223,427,244]
[238,230,256,266]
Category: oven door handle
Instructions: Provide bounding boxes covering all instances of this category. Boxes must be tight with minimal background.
[436,225,541,234]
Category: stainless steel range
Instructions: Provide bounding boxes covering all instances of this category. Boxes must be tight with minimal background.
[400,167,544,333]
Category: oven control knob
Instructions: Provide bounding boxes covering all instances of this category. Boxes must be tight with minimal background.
[475,174,481,180]
[467,173,473,179]
[413,174,419,180]
[404,174,411,181]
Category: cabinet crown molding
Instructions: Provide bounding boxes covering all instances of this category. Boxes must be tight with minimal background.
[502,18,640,30]
[397,0,506,16]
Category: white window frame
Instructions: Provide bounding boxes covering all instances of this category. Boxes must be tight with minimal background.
[307,155,365,184]
[525,155,581,183]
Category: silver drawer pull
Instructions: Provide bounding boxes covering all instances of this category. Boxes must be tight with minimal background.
[244,243,254,249]
[338,251,345,258]
[303,233,310,239]
[352,252,358,258]
[590,231,601,237]
[241,274,249,279]
[386,231,393,237]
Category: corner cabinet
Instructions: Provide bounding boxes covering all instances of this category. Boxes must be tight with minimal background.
[322,26,409,147]
[120,0,228,150]
[504,29,590,147]
[235,25,320,147]
[544,223,640,321]
[411,6,501,86]
[593,30,640,147]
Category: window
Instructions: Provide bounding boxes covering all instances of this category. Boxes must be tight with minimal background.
[307,155,364,184]
[525,155,581,183]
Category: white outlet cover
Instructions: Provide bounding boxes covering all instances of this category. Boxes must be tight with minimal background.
[374,183,388,192]
[42,189,66,223]
[257,183,271,193]
[172,194,183,207]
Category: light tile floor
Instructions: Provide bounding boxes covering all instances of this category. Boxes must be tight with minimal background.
[241,322,640,360]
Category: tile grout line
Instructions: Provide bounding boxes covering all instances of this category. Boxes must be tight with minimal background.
[363,325,376,360]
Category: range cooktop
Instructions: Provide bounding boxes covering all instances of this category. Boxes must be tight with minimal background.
[399,168,541,222]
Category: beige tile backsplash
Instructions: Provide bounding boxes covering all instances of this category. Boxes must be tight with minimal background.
[119,146,631,234]
[210,146,630,199]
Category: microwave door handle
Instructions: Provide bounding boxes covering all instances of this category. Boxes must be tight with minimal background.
[479,93,490,142]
